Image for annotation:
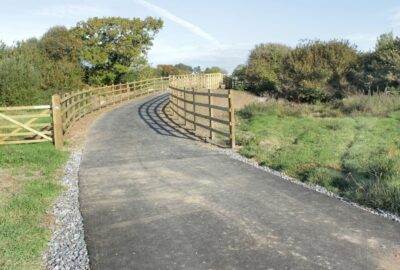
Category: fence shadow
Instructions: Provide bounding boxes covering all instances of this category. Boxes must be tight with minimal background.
[138,94,198,141]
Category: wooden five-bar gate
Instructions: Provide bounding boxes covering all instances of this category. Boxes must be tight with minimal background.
[0,74,235,149]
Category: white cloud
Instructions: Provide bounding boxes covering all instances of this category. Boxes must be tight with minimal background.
[134,0,222,48]
[31,4,108,19]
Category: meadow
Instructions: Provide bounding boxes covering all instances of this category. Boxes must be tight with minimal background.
[237,94,400,215]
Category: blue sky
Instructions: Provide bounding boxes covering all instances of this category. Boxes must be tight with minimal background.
[1,0,400,72]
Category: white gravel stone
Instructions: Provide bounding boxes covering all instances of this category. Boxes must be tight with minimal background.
[43,151,90,270]
[215,147,400,224]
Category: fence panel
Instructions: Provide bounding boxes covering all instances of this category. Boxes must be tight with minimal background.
[168,73,235,148]
[0,105,53,145]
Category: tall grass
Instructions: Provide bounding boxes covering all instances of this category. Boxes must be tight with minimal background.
[237,94,400,215]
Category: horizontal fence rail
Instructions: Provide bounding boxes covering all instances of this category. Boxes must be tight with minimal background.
[168,73,235,148]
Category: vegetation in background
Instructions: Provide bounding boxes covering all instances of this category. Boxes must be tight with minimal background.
[246,43,291,95]
[73,17,163,85]
[234,33,400,103]
[0,55,41,105]
[237,94,400,214]
[0,16,164,106]
[204,66,227,74]
[281,40,358,102]
[0,143,68,269]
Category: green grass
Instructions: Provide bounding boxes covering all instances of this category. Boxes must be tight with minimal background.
[237,96,400,215]
[0,143,68,270]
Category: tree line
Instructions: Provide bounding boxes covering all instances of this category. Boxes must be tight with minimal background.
[233,33,400,103]
[0,17,226,106]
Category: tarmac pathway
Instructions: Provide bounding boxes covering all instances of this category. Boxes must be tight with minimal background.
[79,93,400,270]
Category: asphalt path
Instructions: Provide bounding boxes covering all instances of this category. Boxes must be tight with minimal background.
[80,93,400,270]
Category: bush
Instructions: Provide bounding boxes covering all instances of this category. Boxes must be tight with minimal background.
[281,40,358,103]
[0,56,41,105]
[246,43,291,95]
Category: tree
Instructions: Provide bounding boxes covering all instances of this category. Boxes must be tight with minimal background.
[232,64,247,81]
[0,56,41,105]
[40,26,82,61]
[0,41,7,60]
[174,63,193,74]
[281,40,358,102]
[246,43,291,94]
[120,57,159,82]
[204,66,227,74]
[73,17,163,85]
[193,66,202,73]
[156,64,179,76]
[350,33,400,93]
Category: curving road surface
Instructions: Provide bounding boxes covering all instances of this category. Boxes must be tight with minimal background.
[79,93,400,270]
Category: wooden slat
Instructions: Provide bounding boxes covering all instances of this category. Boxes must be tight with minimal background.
[0,139,49,145]
[0,105,50,111]
[0,123,50,129]
[0,131,52,137]
[169,87,229,98]
[7,113,50,119]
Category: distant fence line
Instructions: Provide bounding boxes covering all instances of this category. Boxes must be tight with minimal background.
[0,73,234,148]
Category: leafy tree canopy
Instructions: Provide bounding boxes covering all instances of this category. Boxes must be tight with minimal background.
[174,63,193,73]
[282,40,358,102]
[204,66,227,74]
[41,26,82,61]
[73,17,163,85]
[246,43,291,93]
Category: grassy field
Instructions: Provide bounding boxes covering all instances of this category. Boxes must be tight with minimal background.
[0,143,68,270]
[237,94,400,215]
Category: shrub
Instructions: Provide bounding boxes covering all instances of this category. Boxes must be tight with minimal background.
[281,40,358,103]
[246,43,291,95]
[0,56,41,105]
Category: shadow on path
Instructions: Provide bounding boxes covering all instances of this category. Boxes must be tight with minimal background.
[138,93,198,141]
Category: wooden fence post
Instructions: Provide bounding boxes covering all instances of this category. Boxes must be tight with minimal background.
[192,87,196,131]
[52,94,64,149]
[228,89,235,148]
[208,88,213,140]
[183,87,187,126]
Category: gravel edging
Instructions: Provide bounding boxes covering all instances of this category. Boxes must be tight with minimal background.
[214,147,400,223]
[43,151,90,270]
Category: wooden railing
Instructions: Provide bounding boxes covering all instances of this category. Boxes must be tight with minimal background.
[168,73,235,148]
[54,77,169,148]
[0,74,231,148]
[59,77,168,132]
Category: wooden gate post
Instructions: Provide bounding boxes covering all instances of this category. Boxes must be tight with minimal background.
[228,89,235,148]
[52,94,64,149]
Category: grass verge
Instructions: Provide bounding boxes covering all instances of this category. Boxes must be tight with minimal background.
[237,95,400,215]
[0,142,68,270]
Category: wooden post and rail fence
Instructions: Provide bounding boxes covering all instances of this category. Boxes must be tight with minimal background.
[0,73,235,149]
[168,73,235,148]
